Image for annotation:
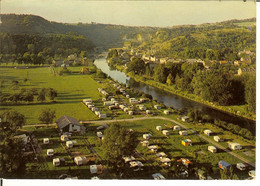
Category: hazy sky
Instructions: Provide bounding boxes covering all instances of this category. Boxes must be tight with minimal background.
[1,0,256,27]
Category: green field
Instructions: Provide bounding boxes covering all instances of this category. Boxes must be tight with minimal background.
[0,67,102,124]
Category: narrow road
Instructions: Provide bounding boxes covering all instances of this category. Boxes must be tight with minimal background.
[23,116,255,167]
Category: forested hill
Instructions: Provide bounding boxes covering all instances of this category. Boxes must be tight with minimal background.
[0,14,158,48]
[133,18,256,60]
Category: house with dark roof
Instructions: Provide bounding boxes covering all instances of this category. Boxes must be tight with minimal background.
[56,116,86,134]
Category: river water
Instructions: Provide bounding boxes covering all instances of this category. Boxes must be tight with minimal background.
[94,57,256,134]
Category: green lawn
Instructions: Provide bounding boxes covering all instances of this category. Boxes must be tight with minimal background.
[0,67,102,124]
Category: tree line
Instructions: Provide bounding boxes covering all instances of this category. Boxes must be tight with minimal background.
[125,57,255,113]
[0,32,94,65]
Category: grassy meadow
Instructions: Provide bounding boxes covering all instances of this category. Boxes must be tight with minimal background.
[0,67,102,124]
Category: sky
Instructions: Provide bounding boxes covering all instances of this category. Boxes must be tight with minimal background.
[1,0,256,27]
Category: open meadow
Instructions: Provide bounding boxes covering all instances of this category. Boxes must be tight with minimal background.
[0,67,102,124]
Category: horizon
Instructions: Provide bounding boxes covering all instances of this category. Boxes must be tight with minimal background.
[1,0,256,27]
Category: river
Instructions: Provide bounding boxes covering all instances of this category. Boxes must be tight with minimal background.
[94,56,256,134]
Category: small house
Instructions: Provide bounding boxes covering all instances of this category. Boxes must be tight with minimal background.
[90,165,103,174]
[182,139,192,146]
[53,158,65,167]
[228,142,242,150]
[128,111,134,115]
[156,126,162,131]
[208,146,217,153]
[204,129,213,136]
[143,134,152,140]
[95,111,101,116]
[129,161,144,171]
[87,104,94,109]
[123,156,135,163]
[160,157,171,166]
[47,149,54,157]
[141,140,149,147]
[99,114,107,119]
[61,134,69,142]
[164,110,170,115]
[91,107,98,112]
[83,99,92,103]
[236,163,246,171]
[178,158,192,167]
[146,110,151,114]
[154,105,161,110]
[74,156,88,166]
[103,101,113,106]
[43,138,49,144]
[248,170,256,178]
[214,136,223,142]
[96,124,108,130]
[162,130,169,136]
[148,145,158,152]
[139,105,146,111]
[56,116,86,134]
[179,130,188,136]
[218,160,231,170]
[129,98,138,104]
[156,152,167,158]
[174,125,181,131]
[181,116,189,122]
[97,132,104,139]
[66,141,74,148]
[152,173,165,180]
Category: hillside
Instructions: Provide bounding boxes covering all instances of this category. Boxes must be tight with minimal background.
[0,14,158,48]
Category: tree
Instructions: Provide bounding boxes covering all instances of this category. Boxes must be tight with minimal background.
[0,111,26,177]
[102,123,138,175]
[166,73,174,85]
[46,88,57,101]
[0,111,25,132]
[37,88,46,102]
[127,58,146,75]
[38,108,56,124]
[245,75,256,113]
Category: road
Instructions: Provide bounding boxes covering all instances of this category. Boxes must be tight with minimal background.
[23,116,255,167]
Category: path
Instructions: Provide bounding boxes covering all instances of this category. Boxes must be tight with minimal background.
[23,116,255,167]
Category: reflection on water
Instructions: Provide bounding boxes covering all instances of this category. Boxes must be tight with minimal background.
[94,56,255,134]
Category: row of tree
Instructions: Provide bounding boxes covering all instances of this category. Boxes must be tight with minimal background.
[0,87,57,105]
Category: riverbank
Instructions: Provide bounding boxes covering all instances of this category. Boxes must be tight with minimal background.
[126,72,255,121]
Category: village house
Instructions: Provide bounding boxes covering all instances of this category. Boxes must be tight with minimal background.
[60,134,69,142]
[208,146,217,153]
[218,160,231,170]
[56,116,86,134]
[204,129,214,136]
[182,139,192,146]
[228,142,242,150]
[179,130,188,136]
[53,158,65,167]
[214,136,223,142]
[90,165,103,174]
[47,149,54,157]
[162,130,169,136]
[174,125,181,131]
[156,126,162,131]
[181,116,189,122]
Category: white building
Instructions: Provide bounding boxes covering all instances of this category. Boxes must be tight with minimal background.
[208,146,217,153]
